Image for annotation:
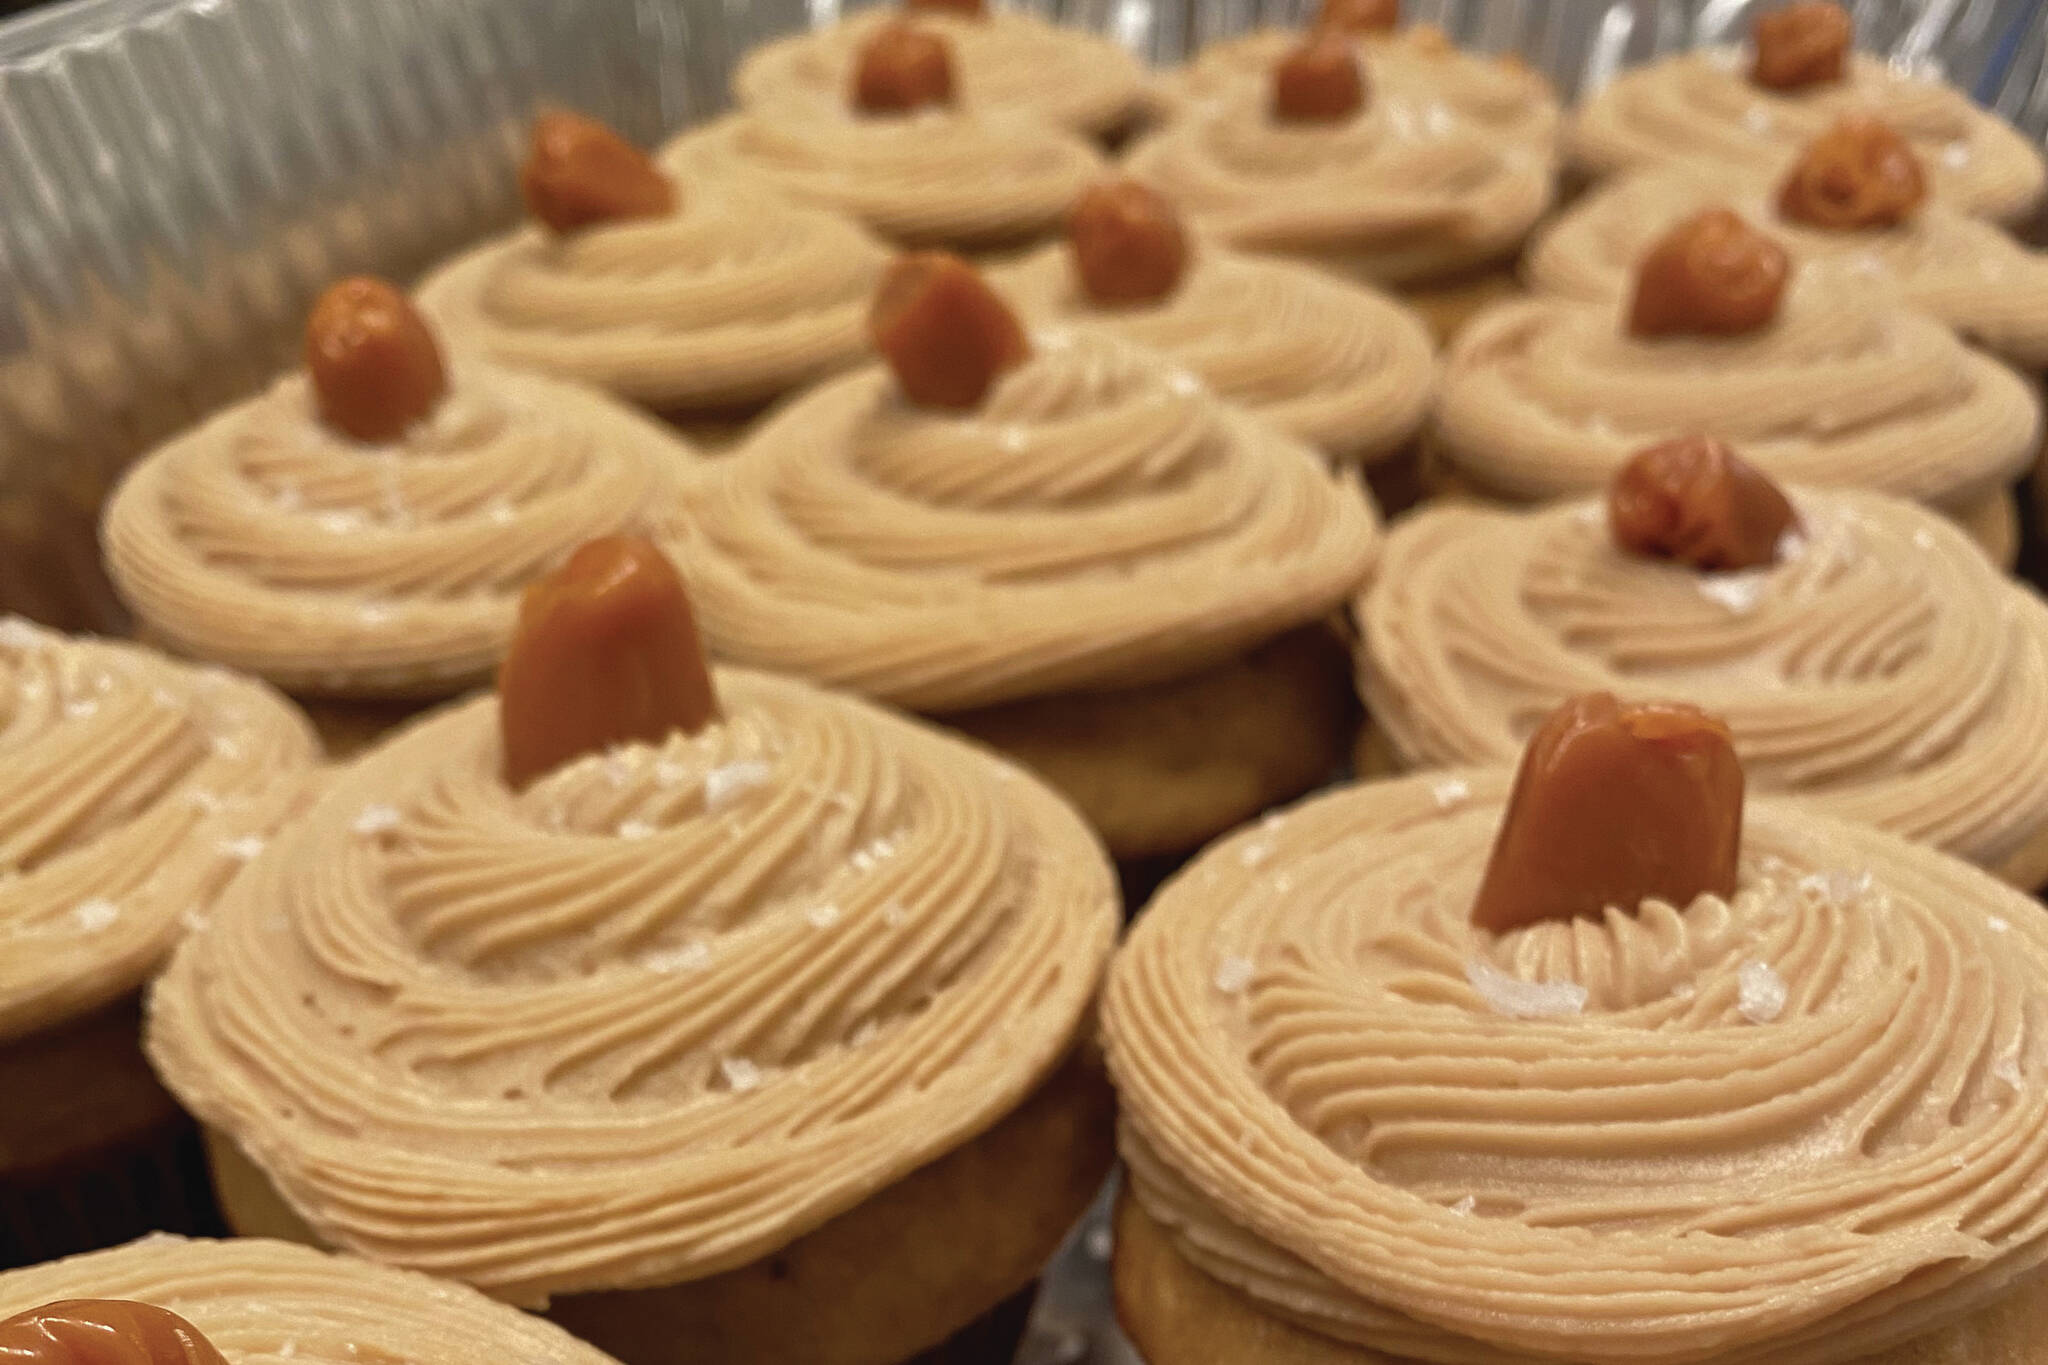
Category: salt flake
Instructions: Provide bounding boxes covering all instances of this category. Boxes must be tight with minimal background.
[72,898,119,933]
[1989,916,2011,934]
[720,1058,762,1093]
[352,804,402,837]
[217,834,266,861]
[644,942,711,974]
[1737,961,1787,1024]
[0,618,44,650]
[1431,778,1471,811]
[1214,955,1255,994]
[1238,842,1271,870]
[807,903,842,930]
[1994,1056,2024,1089]
[704,760,771,811]
[617,819,657,841]
[1464,960,1586,1020]
[1450,1195,1476,1216]
[1697,574,1767,615]
[1085,1225,1113,1260]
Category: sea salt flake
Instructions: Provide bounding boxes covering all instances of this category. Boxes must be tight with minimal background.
[63,698,98,720]
[644,942,711,974]
[704,760,771,810]
[1672,981,1698,1001]
[211,736,245,761]
[0,618,44,650]
[1085,1225,1114,1260]
[807,903,842,930]
[1912,528,1938,551]
[1165,368,1203,397]
[484,498,517,525]
[653,758,691,788]
[603,754,634,788]
[1431,778,1471,811]
[1238,842,1271,870]
[218,834,266,861]
[315,509,365,534]
[179,908,210,934]
[278,1342,297,1361]
[1994,1056,2024,1089]
[882,901,909,927]
[1737,961,1787,1024]
[357,603,394,626]
[1697,574,1766,615]
[1742,105,1773,134]
[1214,955,1256,994]
[617,820,657,841]
[720,1058,762,1093]
[72,898,119,933]
[1464,960,1586,1019]
[1989,916,2012,934]
[1449,1195,1477,1216]
[1942,141,1973,169]
[187,789,224,814]
[352,804,403,837]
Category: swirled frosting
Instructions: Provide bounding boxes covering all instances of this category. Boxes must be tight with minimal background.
[667,330,1381,712]
[733,9,1145,138]
[147,668,1116,1303]
[1122,78,1555,285]
[102,363,691,698]
[659,111,1105,248]
[1104,772,2048,1363]
[997,244,1435,465]
[0,1237,618,1365]
[416,181,888,410]
[1528,168,2048,370]
[1435,276,2040,507]
[1359,490,2048,883]
[0,620,317,1042]
[1571,50,2046,224]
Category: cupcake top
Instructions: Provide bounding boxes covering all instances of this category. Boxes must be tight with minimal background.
[418,112,889,412]
[147,535,1117,1305]
[0,619,317,1043]
[0,1237,618,1365]
[103,279,692,699]
[999,181,1436,466]
[671,255,1381,712]
[733,3,1145,139]
[1105,752,2048,1362]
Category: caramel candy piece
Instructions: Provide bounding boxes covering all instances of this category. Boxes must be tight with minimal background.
[1609,436,1801,571]
[1273,34,1366,123]
[1778,115,1927,231]
[854,23,955,114]
[1472,693,1743,934]
[1317,0,1398,36]
[304,277,447,444]
[906,0,985,16]
[1751,1,1852,91]
[1628,209,1790,339]
[1069,181,1190,305]
[499,536,720,790]
[870,252,1031,409]
[0,1300,230,1365]
[520,109,675,236]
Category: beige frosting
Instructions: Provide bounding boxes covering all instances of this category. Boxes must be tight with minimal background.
[1104,771,2048,1363]
[147,668,1117,1303]
[1359,490,2048,881]
[102,362,692,698]
[1435,276,2040,508]
[0,1236,618,1365]
[1528,167,2048,371]
[1570,49,2047,224]
[997,242,1435,465]
[415,181,889,410]
[0,620,317,1043]
[660,111,1105,248]
[668,329,1381,712]
[733,9,1145,138]
[1122,72,1556,285]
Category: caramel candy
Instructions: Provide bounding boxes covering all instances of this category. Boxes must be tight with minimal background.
[1751,1,1852,91]
[498,536,720,790]
[1472,693,1744,934]
[1609,436,1801,571]
[304,277,447,444]
[870,252,1031,409]
[906,0,985,16]
[0,1300,230,1365]
[1778,116,1927,231]
[854,23,955,114]
[520,109,675,236]
[1272,34,1367,123]
[1628,209,1789,339]
[1069,180,1190,305]
[1316,0,1398,36]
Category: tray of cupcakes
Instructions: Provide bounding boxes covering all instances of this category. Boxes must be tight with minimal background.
[7,0,2048,1364]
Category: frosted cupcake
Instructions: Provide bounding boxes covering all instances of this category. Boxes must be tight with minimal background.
[1436,209,2040,563]
[733,0,1145,141]
[147,536,1119,1365]
[663,24,1104,251]
[1106,691,2048,1363]
[670,254,1381,859]
[0,620,316,1264]
[419,111,887,439]
[998,180,1435,482]
[103,277,691,706]
[1571,0,2045,224]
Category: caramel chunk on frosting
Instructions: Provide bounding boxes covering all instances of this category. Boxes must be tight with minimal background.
[1068,180,1190,305]
[0,1300,228,1365]
[853,23,956,114]
[1628,208,1789,339]
[520,109,675,236]
[303,277,447,444]
[1608,435,1801,571]
[1751,1,1852,91]
[1272,34,1366,123]
[869,251,1031,409]
[1779,115,1928,231]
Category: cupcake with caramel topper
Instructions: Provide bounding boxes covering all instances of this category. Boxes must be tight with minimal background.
[669,253,1380,861]
[1571,0,2046,224]
[146,535,1119,1365]
[417,110,889,442]
[1106,689,2048,1363]
[662,24,1104,252]
[1435,207,2040,564]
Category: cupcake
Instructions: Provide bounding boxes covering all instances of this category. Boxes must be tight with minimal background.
[1571,0,2046,224]
[733,0,1145,142]
[1436,209,2040,564]
[669,254,1380,861]
[102,277,692,713]
[661,24,1105,251]
[1105,691,2048,1363]
[0,620,317,1265]
[1530,118,2048,371]
[419,111,888,441]
[998,179,1436,484]
[1360,437,2048,888]
[0,1240,619,1365]
[146,536,1120,1365]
